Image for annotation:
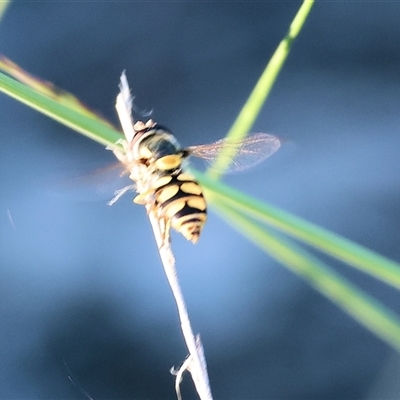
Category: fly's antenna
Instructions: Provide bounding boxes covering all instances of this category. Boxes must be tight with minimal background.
[131,100,153,118]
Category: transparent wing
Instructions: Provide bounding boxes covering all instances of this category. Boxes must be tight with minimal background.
[185,133,281,173]
[50,161,132,202]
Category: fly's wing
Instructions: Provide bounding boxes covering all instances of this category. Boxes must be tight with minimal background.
[49,161,133,202]
[185,133,281,173]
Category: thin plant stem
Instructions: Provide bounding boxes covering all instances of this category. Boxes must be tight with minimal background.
[115,73,212,400]
[207,0,314,179]
[0,0,10,21]
[147,210,212,400]
[0,70,122,148]
[193,170,400,290]
[211,199,400,353]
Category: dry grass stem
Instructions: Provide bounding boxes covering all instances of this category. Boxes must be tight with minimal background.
[113,72,212,400]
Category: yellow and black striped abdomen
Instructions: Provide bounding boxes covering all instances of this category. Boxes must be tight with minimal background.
[153,172,207,243]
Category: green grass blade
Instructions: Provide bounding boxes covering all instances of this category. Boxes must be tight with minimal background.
[0,0,11,21]
[212,199,400,352]
[2,48,399,351]
[0,55,116,121]
[207,0,314,179]
[0,71,122,147]
[193,169,400,290]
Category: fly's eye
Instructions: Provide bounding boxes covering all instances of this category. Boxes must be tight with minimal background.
[138,134,181,162]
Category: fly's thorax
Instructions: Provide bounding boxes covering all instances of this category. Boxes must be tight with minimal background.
[130,125,183,169]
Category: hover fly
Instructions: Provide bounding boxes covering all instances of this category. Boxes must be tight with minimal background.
[110,118,281,244]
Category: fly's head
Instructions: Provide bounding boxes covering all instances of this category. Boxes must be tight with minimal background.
[130,121,184,172]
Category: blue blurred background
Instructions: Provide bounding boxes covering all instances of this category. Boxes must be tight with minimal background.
[1,1,400,399]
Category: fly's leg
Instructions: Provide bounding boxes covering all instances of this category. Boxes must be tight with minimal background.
[133,193,147,205]
[156,215,175,266]
[145,201,172,250]
[133,186,160,205]
[106,138,129,164]
[160,217,171,247]
[156,216,172,252]
[108,184,136,206]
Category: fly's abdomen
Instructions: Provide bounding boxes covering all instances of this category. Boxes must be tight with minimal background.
[153,172,207,243]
